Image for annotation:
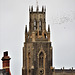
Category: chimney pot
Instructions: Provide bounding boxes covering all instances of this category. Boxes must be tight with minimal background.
[4,51,8,56]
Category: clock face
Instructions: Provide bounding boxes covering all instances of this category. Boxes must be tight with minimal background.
[39,69,44,75]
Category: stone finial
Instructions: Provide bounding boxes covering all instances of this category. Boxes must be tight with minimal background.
[48,24,50,32]
[42,6,44,12]
[45,6,46,12]
[31,6,33,12]
[36,5,39,12]
[72,67,73,71]
[63,67,64,70]
[29,6,30,12]
[25,25,27,33]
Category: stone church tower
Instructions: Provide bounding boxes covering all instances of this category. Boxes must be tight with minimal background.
[22,6,53,75]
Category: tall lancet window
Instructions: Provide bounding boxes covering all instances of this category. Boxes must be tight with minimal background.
[34,19,37,30]
[39,20,42,31]
[28,52,31,73]
[39,52,44,68]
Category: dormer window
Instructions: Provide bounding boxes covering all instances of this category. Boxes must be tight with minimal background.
[34,19,37,30]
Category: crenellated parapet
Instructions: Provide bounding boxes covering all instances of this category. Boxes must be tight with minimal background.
[29,6,46,12]
[53,67,75,75]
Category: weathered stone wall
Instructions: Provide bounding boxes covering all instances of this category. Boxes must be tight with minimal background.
[32,42,52,75]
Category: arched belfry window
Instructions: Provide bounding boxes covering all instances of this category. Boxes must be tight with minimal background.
[39,20,42,31]
[39,52,44,68]
[34,19,37,30]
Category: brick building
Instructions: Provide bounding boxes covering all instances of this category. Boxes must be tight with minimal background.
[0,51,11,75]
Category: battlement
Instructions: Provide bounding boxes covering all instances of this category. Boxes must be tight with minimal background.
[29,6,46,12]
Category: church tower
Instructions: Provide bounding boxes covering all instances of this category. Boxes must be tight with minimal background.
[22,6,53,75]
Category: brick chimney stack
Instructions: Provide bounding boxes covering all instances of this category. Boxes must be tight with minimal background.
[1,51,11,75]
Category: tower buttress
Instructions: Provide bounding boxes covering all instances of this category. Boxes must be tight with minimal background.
[48,24,50,32]
[25,25,27,42]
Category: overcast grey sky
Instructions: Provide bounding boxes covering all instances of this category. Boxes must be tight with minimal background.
[0,0,75,75]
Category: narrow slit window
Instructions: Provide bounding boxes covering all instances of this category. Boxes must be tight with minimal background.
[34,19,37,30]
[39,20,42,31]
